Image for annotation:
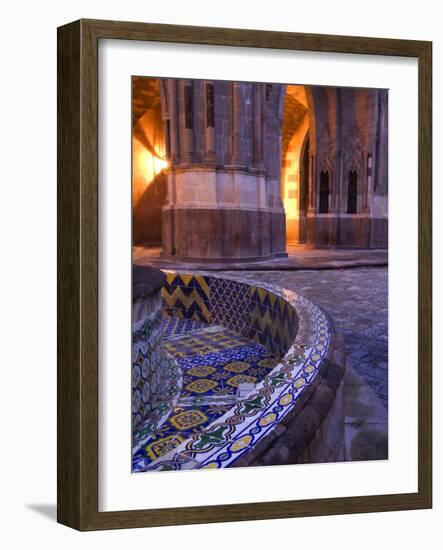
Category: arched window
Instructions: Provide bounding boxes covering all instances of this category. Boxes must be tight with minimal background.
[347,170,358,214]
[319,170,330,214]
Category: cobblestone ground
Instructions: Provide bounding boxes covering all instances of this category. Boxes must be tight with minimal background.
[221,268,388,409]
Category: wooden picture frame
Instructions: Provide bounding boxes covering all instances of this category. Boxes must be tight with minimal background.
[57,18,432,530]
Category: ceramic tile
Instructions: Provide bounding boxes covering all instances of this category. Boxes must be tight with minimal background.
[133,270,330,473]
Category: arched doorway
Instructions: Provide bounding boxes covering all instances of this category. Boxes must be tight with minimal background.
[132,77,168,246]
[281,85,312,245]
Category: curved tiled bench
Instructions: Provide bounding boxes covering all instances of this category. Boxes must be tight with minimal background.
[132,266,182,435]
[139,271,346,470]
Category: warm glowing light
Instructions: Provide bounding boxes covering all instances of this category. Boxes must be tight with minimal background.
[153,154,168,176]
[133,107,168,197]
[134,141,168,192]
[140,146,168,183]
[281,92,309,243]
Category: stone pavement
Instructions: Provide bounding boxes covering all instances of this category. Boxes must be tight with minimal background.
[343,366,388,461]
[133,245,388,271]
[220,267,388,409]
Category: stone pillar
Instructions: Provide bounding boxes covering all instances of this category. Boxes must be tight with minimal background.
[167,79,180,164]
[253,83,264,169]
[308,153,316,212]
[203,81,217,164]
[261,86,267,166]
[333,153,341,214]
[180,79,194,164]
[161,78,286,262]
[306,151,318,247]
[231,81,243,166]
[375,89,389,194]
[336,151,344,213]
[362,152,370,212]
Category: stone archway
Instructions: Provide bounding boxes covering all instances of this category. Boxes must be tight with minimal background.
[280,85,313,245]
[132,77,168,246]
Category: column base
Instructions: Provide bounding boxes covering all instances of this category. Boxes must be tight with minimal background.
[162,207,286,260]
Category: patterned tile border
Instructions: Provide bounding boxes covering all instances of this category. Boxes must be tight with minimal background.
[133,271,338,472]
[132,351,183,452]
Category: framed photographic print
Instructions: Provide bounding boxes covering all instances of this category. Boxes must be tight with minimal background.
[57,19,432,530]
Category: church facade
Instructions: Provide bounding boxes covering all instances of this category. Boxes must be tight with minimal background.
[132,77,388,261]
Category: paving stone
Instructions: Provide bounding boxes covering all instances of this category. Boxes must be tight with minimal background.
[221,267,388,408]
[344,382,388,425]
[344,423,388,461]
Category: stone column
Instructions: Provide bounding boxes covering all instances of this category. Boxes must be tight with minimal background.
[161,78,286,261]
[252,83,264,169]
[180,79,194,164]
[361,152,370,212]
[339,155,345,214]
[308,153,316,212]
[203,81,217,164]
[231,81,243,166]
[306,151,317,247]
[166,79,180,164]
[333,153,341,213]
[261,86,267,166]
[375,89,388,194]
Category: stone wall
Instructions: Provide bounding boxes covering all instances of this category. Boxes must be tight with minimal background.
[303,86,388,248]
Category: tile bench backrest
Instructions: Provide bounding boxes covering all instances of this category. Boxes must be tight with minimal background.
[161,272,298,359]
